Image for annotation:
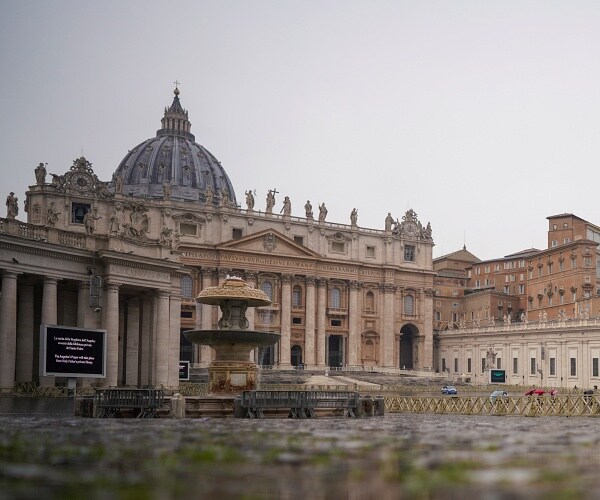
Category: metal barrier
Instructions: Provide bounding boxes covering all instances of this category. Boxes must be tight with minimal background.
[237,390,360,419]
[94,388,164,418]
[385,395,600,417]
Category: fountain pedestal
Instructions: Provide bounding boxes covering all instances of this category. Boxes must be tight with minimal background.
[184,277,279,395]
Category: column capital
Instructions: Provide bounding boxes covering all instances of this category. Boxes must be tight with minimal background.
[380,283,396,294]
[201,267,216,278]
[218,268,231,279]
[305,276,316,286]
[104,282,120,292]
[1,270,20,280]
[281,274,293,284]
[350,280,361,290]
[316,277,328,287]
[244,271,257,281]
[156,289,170,299]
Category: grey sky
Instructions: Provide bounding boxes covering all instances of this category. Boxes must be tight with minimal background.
[2,1,599,260]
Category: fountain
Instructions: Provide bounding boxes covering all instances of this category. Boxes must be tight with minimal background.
[184,276,280,394]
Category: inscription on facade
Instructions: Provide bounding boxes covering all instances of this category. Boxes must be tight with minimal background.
[112,264,170,282]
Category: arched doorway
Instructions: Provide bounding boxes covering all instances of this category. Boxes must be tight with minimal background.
[399,324,418,370]
[291,345,303,367]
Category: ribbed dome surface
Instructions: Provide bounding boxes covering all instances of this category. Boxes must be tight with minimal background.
[112,88,237,205]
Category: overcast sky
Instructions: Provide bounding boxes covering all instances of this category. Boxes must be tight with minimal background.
[2,1,599,260]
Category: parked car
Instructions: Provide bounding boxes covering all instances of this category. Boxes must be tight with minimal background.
[441,385,457,395]
[524,388,545,396]
[490,390,508,403]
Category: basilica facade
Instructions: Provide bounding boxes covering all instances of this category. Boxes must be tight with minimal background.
[0,88,435,391]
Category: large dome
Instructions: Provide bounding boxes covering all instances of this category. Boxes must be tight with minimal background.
[112,88,237,206]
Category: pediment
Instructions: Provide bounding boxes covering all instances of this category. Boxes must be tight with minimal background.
[218,229,319,258]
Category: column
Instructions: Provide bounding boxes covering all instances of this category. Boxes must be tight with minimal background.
[77,281,90,328]
[16,281,34,383]
[422,288,435,370]
[125,297,140,386]
[103,283,120,387]
[245,271,257,362]
[168,292,182,388]
[200,268,214,367]
[304,277,316,368]
[279,274,292,367]
[139,293,153,386]
[0,272,19,390]
[382,284,395,367]
[154,290,171,387]
[40,277,58,386]
[316,278,327,367]
[348,280,360,367]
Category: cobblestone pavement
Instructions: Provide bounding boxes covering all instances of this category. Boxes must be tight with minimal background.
[1,413,600,499]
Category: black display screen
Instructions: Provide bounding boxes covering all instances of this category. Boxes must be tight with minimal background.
[42,326,106,378]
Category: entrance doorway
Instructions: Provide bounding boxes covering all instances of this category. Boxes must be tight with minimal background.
[328,335,344,367]
[258,346,274,366]
[180,329,193,363]
[399,324,418,369]
[291,345,303,366]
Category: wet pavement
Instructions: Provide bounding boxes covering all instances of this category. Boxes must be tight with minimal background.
[2,410,600,499]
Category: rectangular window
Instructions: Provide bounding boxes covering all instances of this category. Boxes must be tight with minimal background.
[518,284,525,294]
[442,358,446,372]
[292,317,302,325]
[454,358,458,373]
[404,245,416,262]
[481,358,486,373]
[570,357,577,377]
[330,319,342,327]
[293,235,304,246]
[550,358,556,376]
[331,241,345,253]
[559,260,564,271]
[232,228,243,240]
[551,240,558,247]
[71,202,91,224]
[593,358,599,378]
[180,223,197,236]
[494,264,500,272]
[530,357,536,375]
[503,286,509,294]
[434,311,441,321]
[513,357,518,374]
[366,245,376,258]
[467,358,472,373]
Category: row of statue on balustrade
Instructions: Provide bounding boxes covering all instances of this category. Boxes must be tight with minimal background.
[5,161,432,241]
[447,305,595,330]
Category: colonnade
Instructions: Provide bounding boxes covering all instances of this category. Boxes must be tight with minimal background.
[0,269,181,391]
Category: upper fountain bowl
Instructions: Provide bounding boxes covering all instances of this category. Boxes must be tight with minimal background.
[196,276,271,307]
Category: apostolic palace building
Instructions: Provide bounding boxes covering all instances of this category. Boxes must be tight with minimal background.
[0,88,436,391]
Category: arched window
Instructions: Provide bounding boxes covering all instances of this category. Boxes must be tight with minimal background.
[261,281,273,301]
[365,291,375,313]
[331,287,341,309]
[180,276,193,298]
[292,286,302,307]
[404,295,414,315]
